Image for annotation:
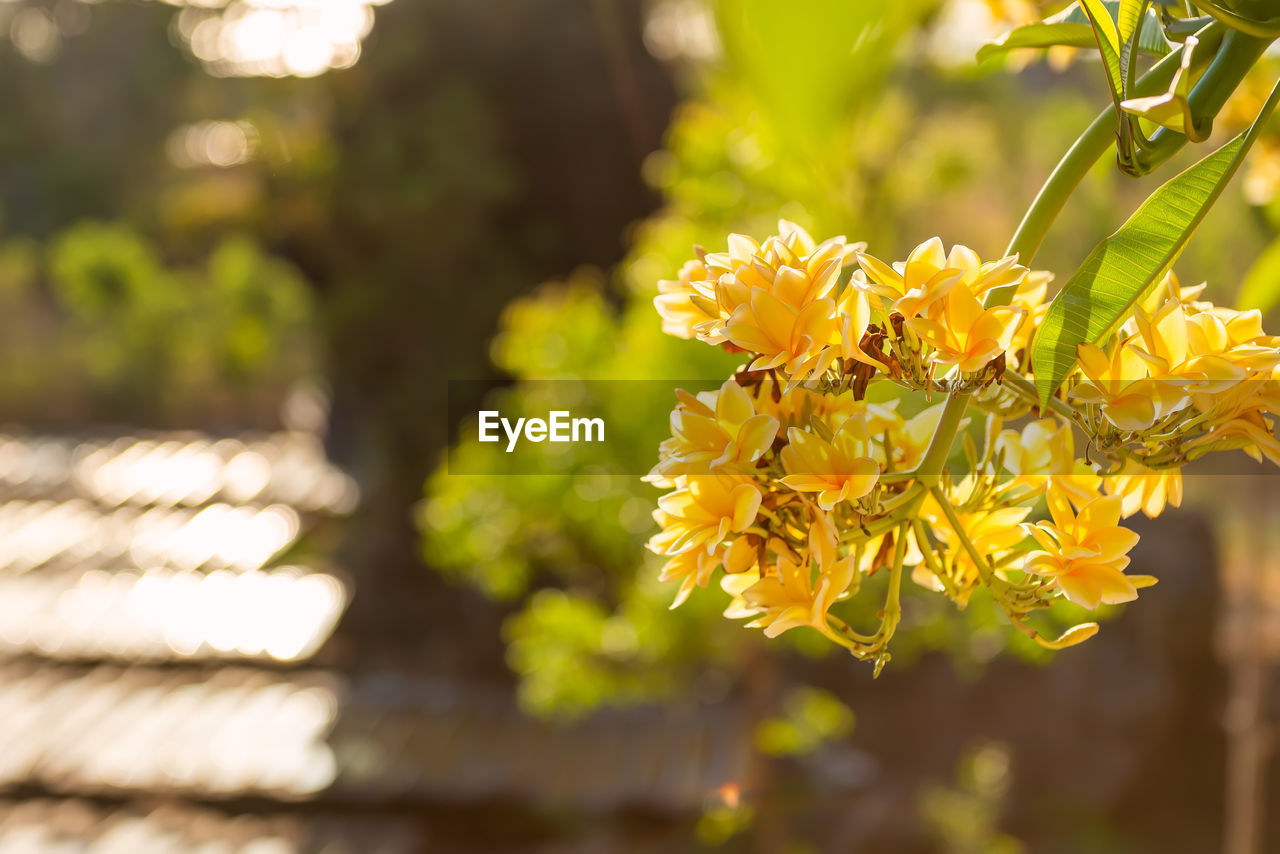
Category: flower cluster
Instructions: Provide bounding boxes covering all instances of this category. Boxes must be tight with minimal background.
[1066,273,1280,504]
[649,223,1280,667]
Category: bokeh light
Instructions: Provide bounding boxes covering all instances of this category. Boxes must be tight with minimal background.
[169,0,391,78]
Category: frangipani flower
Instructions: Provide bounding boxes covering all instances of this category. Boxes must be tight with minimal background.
[1130,297,1245,396]
[856,238,1028,320]
[1070,339,1190,432]
[693,221,862,345]
[997,418,1075,477]
[1186,378,1280,465]
[655,258,720,340]
[780,421,881,510]
[1007,269,1052,368]
[721,551,856,643]
[893,402,954,472]
[647,475,763,556]
[722,288,841,382]
[649,379,779,479]
[921,479,1031,591]
[659,535,757,609]
[907,281,1026,373]
[649,223,1280,665]
[1022,492,1153,609]
[1103,461,1183,520]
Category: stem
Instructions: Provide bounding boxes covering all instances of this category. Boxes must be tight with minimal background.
[913,516,960,598]
[851,486,924,541]
[913,392,970,486]
[1130,28,1272,173]
[883,523,907,631]
[989,26,1224,304]
[1001,371,1077,421]
[930,486,998,587]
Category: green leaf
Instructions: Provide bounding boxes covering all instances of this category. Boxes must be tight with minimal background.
[1190,0,1280,38]
[1236,233,1280,314]
[1117,0,1145,99]
[1031,78,1280,405]
[1080,0,1127,112]
[1119,34,1208,141]
[977,1,1170,62]
[977,22,1096,61]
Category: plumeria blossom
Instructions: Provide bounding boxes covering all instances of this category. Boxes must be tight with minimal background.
[1070,338,1190,432]
[855,238,1028,320]
[1022,493,1154,610]
[721,551,857,644]
[921,486,1032,593]
[659,536,756,608]
[655,257,719,340]
[779,420,881,511]
[996,418,1099,505]
[1072,272,1280,441]
[647,475,762,556]
[907,279,1026,373]
[854,239,1031,380]
[1006,269,1051,368]
[722,288,843,382]
[682,221,862,346]
[1103,462,1183,520]
[648,379,779,481]
[650,231,1280,665]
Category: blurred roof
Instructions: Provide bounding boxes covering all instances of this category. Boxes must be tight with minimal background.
[0,431,356,665]
[0,427,749,851]
[0,798,427,854]
[0,662,747,811]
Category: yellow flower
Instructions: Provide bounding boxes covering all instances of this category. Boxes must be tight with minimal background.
[699,221,861,345]
[649,378,779,480]
[907,281,1026,372]
[659,535,757,608]
[892,402,954,471]
[856,238,1027,320]
[996,418,1101,503]
[1007,269,1052,368]
[721,551,856,643]
[1186,378,1280,465]
[1070,339,1189,432]
[722,288,841,382]
[779,420,881,511]
[997,418,1074,477]
[835,283,885,368]
[654,258,720,340]
[1130,297,1245,396]
[1022,492,1152,609]
[1103,461,1183,519]
[647,475,763,556]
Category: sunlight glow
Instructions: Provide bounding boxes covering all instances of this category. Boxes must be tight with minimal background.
[170,0,390,78]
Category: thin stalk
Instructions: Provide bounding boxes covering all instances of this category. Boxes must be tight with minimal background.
[912,517,960,598]
[990,25,1224,303]
[929,485,999,587]
[1001,371,1077,420]
[913,392,970,487]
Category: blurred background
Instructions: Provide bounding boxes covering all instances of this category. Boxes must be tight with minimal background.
[2,0,1280,851]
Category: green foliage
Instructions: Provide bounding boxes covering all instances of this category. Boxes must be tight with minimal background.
[1235,231,1280,312]
[920,741,1024,854]
[1033,78,1280,404]
[0,221,316,425]
[978,1,1170,63]
[755,687,854,756]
